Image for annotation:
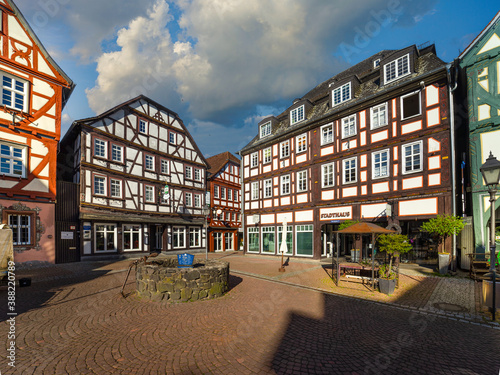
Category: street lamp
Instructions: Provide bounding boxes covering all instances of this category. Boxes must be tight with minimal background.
[480,151,500,321]
[202,204,211,261]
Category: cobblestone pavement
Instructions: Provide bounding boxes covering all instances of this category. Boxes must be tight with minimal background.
[0,253,499,374]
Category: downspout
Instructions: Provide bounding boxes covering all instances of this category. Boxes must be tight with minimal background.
[447,61,459,271]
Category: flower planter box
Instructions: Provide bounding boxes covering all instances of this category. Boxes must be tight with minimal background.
[378,278,396,295]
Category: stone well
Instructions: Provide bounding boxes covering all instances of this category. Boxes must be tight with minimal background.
[135,258,229,302]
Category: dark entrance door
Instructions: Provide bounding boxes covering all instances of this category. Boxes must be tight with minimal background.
[55,221,80,263]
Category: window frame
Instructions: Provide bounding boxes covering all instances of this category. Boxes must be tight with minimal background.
[370,102,388,129]
[111,143,123,163]
[185,192,193,207]
[169,132,176,144]
[0,141,27,178]
[295,224,313,257]
[94,224,117,253]
[122,224,142,252]
[189,227,201,247]
[321,123,334,145]
[93,174,107,196]
[144,154,155,171]
[280,140,290,159]
[341,114,357,139]
[290,105,305,125]
[261,226,276,254]
[296,133,307,154]
[384,54,410,84]
[172,226,186,249]
[343,157,357,184]
[161,159,169,174]
[280,174,290,195]
[1,72,29,112]
[322,162,335,188]
[110,178,123,199]
[251,152,258,168]
[264,178,272,198]
[260,121,271,138]
[297,170,308,193]
[263,147,272,164]
[332,82,351,107]
[94,138,107,159]
[247,227,260,253]
[372,149,390,179]
[402,140,423,174]
[139,119,148,135]
[251,181,259,200]
[185,165,192,180]
[145,185,155,203]
[400,90,422,120]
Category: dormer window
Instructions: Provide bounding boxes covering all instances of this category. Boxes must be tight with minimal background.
[332,82,351,107]
[290,105,305,125]
[384,54,410,84]
[373,59,380,68]
[260,121,271,138]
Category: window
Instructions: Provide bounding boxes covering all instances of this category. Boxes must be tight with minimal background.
[194,168,201,181]
[264,147,272,164]
[9,214,31,245]
[234,190,238,202]
[194,194,201,208]
[145,155,155,171]
[401,91,421,120]
[384,54,409,84]
[260,121,271,138]
[248,227,259,253]
[280,140,290,158]
[189,227,201,247]
[139,119,148,134]
[221,187,226,199]
[111,144,123,162]
[371,103,388,129]
[332,82,351,106]
[145,185,155,202]
[185,192,192,207]
[110,179,122,198]
[296,133,307,153]
[290,105,305,125]
[94,175,106,195]
[402,141,422,174]
[321,123,334,145]
[372,150,389,178]
[342,115,356,138]
[185,166,192,179]
[161,159,169,174]
[251,152,258,168]
[278,225,293,255]
[262,227,275,254]
[322,163,334,188]
[1,73,28,112]
[0,142,26,178]
[227,189,232,201]
[173,227,186,249]
[280,174,290,195]
[296,225,313,256]
[95,224,117,252]
[264,179,272,198]
[169,132,176,144]
[373,59,380,68]
[214,185,219,198]
[343,157,357,184]
[297,170,307,192]
[251,182,259,200]
[94,138,107,158]
[123,225,141,251]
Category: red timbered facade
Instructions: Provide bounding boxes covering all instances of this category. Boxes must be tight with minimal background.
[206,152,242,252]
[0,0,73,263]
[240,44,453,261]
[58,96,209,258]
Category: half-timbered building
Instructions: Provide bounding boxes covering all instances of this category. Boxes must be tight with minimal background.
[206,152,242,252]
[58,96,208,259]
[0,0,74,263]
[458,11,500,255]
[240,44,454,261]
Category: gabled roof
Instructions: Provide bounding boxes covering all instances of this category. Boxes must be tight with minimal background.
[459,11,500,62]
[206,151,240,178]
[60,95,209,168]
[5,0,74,108]
[240,44,446,154]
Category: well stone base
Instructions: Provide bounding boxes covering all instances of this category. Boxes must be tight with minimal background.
[135,258,229,302]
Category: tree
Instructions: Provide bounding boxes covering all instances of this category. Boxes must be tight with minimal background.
[377,234,413,279]
[420,215,465,253]
[339,219,359,231]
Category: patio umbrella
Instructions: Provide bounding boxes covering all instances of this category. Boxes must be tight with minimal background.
[279,219,287,272]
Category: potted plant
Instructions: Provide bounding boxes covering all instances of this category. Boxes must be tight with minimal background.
[420,215,465,274]
[376,234,413,295]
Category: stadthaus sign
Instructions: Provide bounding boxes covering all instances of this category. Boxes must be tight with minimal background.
[319,206,352,221]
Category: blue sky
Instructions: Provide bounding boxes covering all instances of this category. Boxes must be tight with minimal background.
[15,0,500,158]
